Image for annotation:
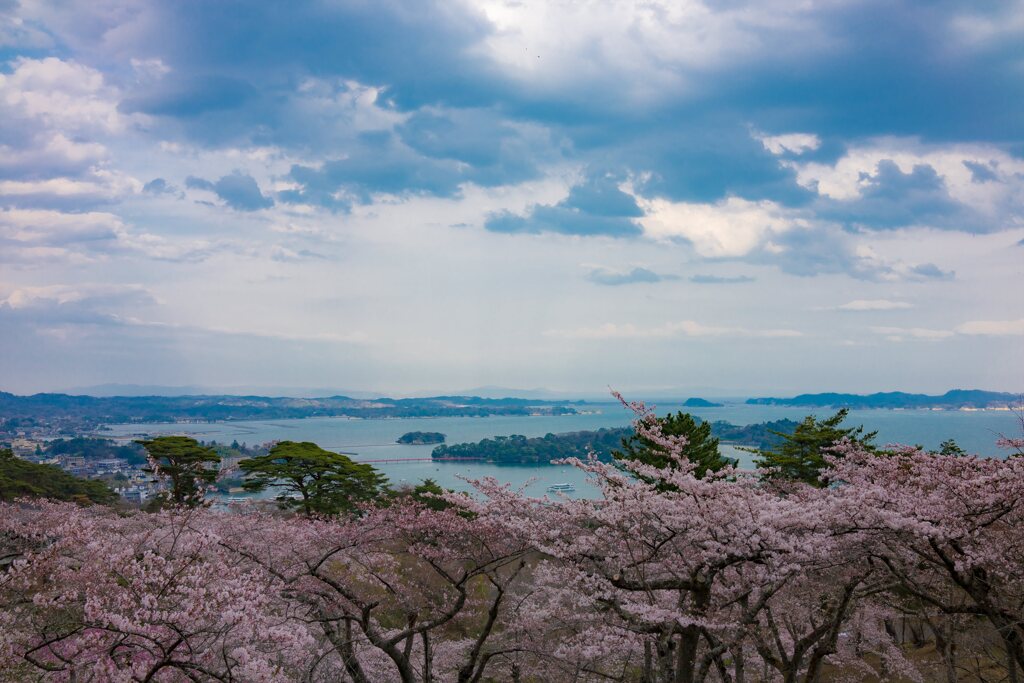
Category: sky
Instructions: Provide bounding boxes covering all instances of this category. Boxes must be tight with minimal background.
[0,0,1022,397]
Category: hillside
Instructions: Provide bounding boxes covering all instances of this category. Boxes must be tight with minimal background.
[746,389,1019,409]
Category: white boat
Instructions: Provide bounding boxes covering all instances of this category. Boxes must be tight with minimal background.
[547,483,575,492]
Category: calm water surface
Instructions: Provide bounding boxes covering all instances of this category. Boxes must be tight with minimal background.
[100,403,1021,499]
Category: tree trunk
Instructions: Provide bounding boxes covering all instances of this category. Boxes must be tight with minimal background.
[1008,635,1020,683]
[422,630,433,683]
[675,626,700,683]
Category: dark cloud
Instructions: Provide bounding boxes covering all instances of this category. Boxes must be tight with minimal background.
[689,274,756,284]
[587,267,671,286]
[120,75,256,117]
[143,178,177,195]
[485,172,644,237]
[185,176,215,191]
[185,173,272,210]
[963,160,999,183]
[819,160,981,231]
[283,131,464,208]
[212,172,273,211]
[908,262,955,281]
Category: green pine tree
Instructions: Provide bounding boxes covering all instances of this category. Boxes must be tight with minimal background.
[137,436,220,507]
[750,409,876,486]
[613,411,733,484]
[239,441,388,517]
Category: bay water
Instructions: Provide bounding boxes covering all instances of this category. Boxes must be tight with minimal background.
[100,403,1021,499]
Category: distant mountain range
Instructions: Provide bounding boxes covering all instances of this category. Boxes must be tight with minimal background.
[746,390,1020,409]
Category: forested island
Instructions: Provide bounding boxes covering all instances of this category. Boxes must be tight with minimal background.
[397,431,446,445]
[682,397,724,407]
[431,417,798,464]
[0,392,582,437]
[747,389,1019,409]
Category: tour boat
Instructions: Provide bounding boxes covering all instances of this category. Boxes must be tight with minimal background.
[547,483,575,493]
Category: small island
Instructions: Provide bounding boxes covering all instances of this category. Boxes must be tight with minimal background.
[397,431,446,445]
[683,397,723,408]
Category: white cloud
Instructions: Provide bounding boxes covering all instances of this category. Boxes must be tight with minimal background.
[0,57,130,133]
[0,283,155,310]
[0,208,126,244]
[785,138,1024,218]
[870,318,1024,341]
[837,299,912,311]
[472,0,829,106]
[0,208,222,263]
[870,326,955,341]
[756,132,821,155]
[0,169,141,204]
[544,320,802,340]
[955,319,1024,336]
[633,195,807,257]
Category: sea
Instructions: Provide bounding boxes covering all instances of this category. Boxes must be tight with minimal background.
[99,403,1021,499]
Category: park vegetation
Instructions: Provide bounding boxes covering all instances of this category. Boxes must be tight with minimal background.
[0,447,117,505]
[1,398,1023,682]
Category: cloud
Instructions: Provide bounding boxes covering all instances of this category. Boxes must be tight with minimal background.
[0,208,223,263]
[120,75,257,117]
[185,175,215,191]
[635,195,805,257]
[269,245,328,263]
[963,160,999,183]
[870,326,954,341]
[0,57,126,134]
[817,160,969,230]
[187,172,273,211]
[0,284,156,326]
[756,132,821,156]
[689,274,755,284]
[283,132,468,209]
[788,141,1024,232]
[142,178,178,195]
[544,320,802,340]
[870,319,1024,341]
[212,172,273,211]
[0,170,140,208]
[955,319,1024,336]
[486,172,643,236]
[906,262,954,281]
[586,266,670,286]
[837,299,912,311]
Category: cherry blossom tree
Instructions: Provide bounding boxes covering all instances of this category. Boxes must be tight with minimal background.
[826,443,1024,676]
[3,393,1021,682]
[0,501,315,682]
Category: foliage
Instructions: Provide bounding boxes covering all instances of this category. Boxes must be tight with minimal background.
[432,428,631,464]
[431,420,797,466]
[3,397,1023,682]
[390,478,459,512]
[136,436,220,507]
[613,410,732,480]
[239,440,388,516]
[0,448,117,505]
[751,408,876,485]
[396,431,446,444]
[708,417,797,450]
[935,438,967,456]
